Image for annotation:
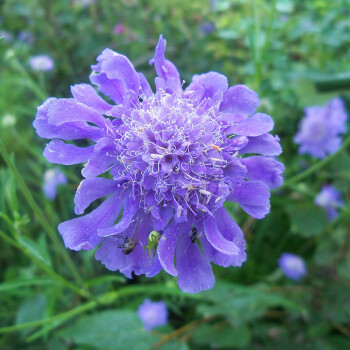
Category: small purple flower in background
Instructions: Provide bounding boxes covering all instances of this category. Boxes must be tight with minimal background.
[294,98,348,159]
[199,22,215,35]
[315,185,343,220]
[137,299,168,331]
[0,30,13,43]
[278,253,306,281]
[33,35,284,293]
[29,55,54,72]
[113,23,125,36]
[43,169,67,200]
[18,31,34,44]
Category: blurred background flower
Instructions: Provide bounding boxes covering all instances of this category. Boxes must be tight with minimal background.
[278,253,307,281]
[29,55,54,71]
[42,168,67,200]
[315,185,344,220]
[137,299,168,331]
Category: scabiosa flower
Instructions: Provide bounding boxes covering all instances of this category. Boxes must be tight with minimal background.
[199,22,215,35]
[294,98,348,159]
[29,55,54,71]
[43,169,67,200]
[315,185,343,220]
[278,253,306,281]
[33,35,284,293]
[137,299,168,331]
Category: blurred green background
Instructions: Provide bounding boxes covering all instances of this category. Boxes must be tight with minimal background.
[1,0,350,349]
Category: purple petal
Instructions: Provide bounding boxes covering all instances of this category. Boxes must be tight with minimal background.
[186,72,228,100]
[219,85,259,115]
[98,195,138,237]
[239,134,282,156]
[242,156,284,189]
[203,215,240,255]
[157,221,179,276]
[47,99,105,128]
[152,35,180,89]
[95,237,129,274]
[81,153,116,178]
[228,113,274,137]
[138,73,153,98]
[58,193,122,251]
[90,73,125,105]
[33,98,102,141]
[99,50,140,93]
[176,225,215,293]
[228,181,270,219]
[74,178,120,215]
[44,140,94,165]
[71,84,112,114]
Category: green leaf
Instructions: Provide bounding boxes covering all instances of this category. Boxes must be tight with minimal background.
[193,323,251,348]
[0,277,59,293]
[198,281,305,324]
[16,294,47,336]
[285,201,328,237]
[16,235,52,267]
[57,310,157,350]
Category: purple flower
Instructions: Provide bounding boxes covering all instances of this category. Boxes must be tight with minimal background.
[29,55,54,71]
[113,23,125,36]
[33,35,284,293]
[294,98,348,159]
[278,253,306,281]
[315,185,343,220]
[0,30,13,43]
[199,22,215,35]
[43,169,67,200]
[137,299,168,331]
[18,31,34,44]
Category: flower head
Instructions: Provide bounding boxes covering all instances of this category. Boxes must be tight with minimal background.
[33,35,283,293]
[315,185,343,220]
[294,98,348,159]
[43,169,67,200]
[137,299,168,331]
[278,253,306,281]
[29,55,54,71]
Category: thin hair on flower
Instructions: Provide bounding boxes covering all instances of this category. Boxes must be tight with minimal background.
[33,35,284,293]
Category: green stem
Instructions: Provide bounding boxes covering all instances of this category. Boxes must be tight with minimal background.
[0,230,88,298]
[0,139,84,288]
[0,285,204,336]
[252,0,262,88]
[278,134,350,190]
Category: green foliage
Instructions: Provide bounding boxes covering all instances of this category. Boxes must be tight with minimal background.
[1,0,350,349]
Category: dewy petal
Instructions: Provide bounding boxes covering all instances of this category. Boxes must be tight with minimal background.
[33,98,102,141]
[157,221,179,276]
[229,113,274,137]
[81,153,116,178]
[186,72,228,100]
[176,224,215,294]
[47,99,105,128]
[204,215,240,255]
[74,177,120,215]
[228,180,271,219]
[239,134,282,156]
[71,84,112,114]
[44,140,95,165]
[99,50,140,93]
[58,193,122,251]
[98,195,138,237]
[219,85,260,115]
[242,156,284,189]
